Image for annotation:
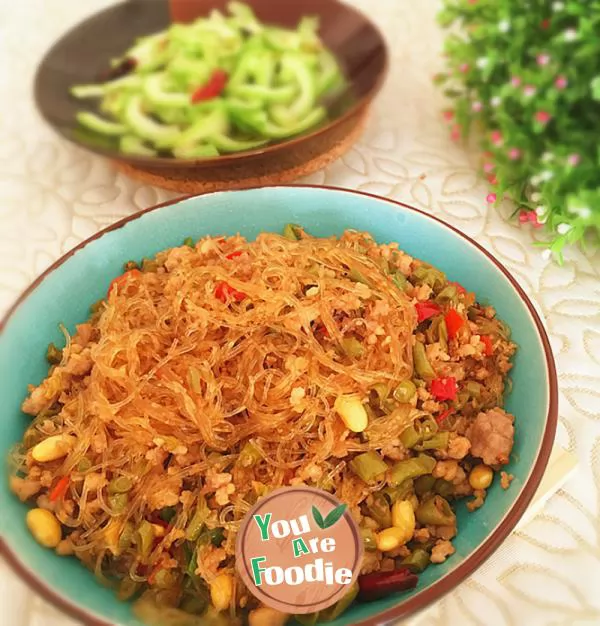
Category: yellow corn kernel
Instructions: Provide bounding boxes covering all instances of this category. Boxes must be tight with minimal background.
[210,573,234,612]
[376,526,407,552]
[31,434,73,463]
[391,500,416,542]
[469,464,494,490]
[151,523,167,538]
[334,395,368,433]
[249,607,290,626]
[26,508,62,548]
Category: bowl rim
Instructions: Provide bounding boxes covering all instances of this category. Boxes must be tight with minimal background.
[33,0,390,168]
[0,185,558,625]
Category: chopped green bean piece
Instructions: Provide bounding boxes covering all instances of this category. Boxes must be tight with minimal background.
[393,272,408,291]
[389,454,436,487]
[393,380,417,403]
[360,527,378,551]
[413,341,436,380]
[46,343,62,365]
[466,381,482,398]
[108,475,133,494]
[412,264,447,292]
[136,520,155,559]
[349,451,388,483]
[435,284,458,304]
[141,258,159,272]
[118,521,135,553]
[383,479,414,503]
[282,223,302,240]
[401,548,430,573]
[77,457,92,473]
[348,267,371,286]
[159,506,177,523]
[367,492,392,527]
[238,441,263,468]
[434,478,454,498]
[319,583,359,621]
[414,474,436,497]
[415,495,456,526]
[108,492,129,515]
[341,337,364,358]
[185,497,209,541]
[183,237,194,248]
[414,431,449,451]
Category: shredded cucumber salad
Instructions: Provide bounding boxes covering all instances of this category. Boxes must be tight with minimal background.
[70,2,348,159]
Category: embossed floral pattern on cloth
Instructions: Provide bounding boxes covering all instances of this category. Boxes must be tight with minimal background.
[1,1,599,626]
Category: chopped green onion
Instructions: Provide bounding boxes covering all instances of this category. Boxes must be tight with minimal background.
[341,337,364,358]
[282,223,302,240]
[185,497,209,541]
[108,492,129,515]
[367,492,392,527]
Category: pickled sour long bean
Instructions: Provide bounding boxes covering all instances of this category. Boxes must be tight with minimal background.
[70,2,347,157]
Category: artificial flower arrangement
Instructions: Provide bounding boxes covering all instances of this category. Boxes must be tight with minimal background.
[435,0,599,261]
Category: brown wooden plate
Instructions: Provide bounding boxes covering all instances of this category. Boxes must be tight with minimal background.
[34,0,388,186]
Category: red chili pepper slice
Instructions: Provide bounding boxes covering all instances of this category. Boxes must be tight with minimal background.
[214,281,246,303]
[436,408,455,424]
[430,377,457,401]
[108,269,141,297]
[481,334,494,356]
[49,476,70,502]
[448,281,467,295]
[415,301,441,323]
[444,308,465,339]
[226,251,243,259]
[358,567,418,602]
[147,562,164,586]
[190,69,228,103]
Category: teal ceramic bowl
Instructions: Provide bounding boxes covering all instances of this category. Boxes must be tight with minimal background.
[0,186,557,625]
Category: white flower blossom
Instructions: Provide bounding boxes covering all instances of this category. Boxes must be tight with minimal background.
[476,57,489,69]
[541,249,552,261]
[564,29,578,41]
[541,152,555,162]
[552,1,565,10]
[530,175,542,186]
[556,223,572,235]
[539,170,554,182]
[498,20,510,33]
[531,192,542,202]
[490,96,501,107]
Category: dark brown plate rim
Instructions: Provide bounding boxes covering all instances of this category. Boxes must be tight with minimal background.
[0,185,558,625]
[34,0,389,168]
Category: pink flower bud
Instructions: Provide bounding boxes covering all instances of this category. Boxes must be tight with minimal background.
[459,63,469,73]
[567,153,580,166]
[443,110,454,121]
[523,85,537,97]
[490,130,503,146]
[472,101,483,112]
[483,162,495,173]
[555,76,568,89]
[510,76,522,87]
[536,111,552,123]
[508,148,521,160]
[519,211,530,224]
[486,193,497,203]
[537,53,550,66]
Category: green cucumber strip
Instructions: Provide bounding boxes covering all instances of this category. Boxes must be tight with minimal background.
[143,74,189,108]
[119,135,157,156]
[123,95,180,147]
[210,133,268,152]
[174,107,229,147]
[76,111,127,136]
[229,83,297,104]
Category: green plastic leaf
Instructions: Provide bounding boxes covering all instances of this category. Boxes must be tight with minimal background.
[312,505,325,530]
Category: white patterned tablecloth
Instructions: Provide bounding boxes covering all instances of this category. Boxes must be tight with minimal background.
[1,2,600,625]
